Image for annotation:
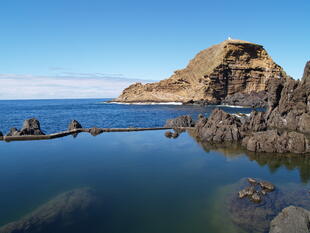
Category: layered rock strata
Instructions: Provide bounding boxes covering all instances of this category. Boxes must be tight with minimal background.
[114,39,286,104]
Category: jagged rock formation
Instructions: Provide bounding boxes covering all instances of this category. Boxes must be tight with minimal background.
[164,115,195,128]
[68,120,82,131]
[114,39,286,104]
[187,61,310,154]
[6,118,45,136]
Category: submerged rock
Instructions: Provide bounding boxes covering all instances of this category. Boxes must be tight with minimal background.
[237,178,275,204]
[269,206,310,233]
[164,115,195,128]
[68,120,83,131]
[0,188,100,233]
[227,178,310,233]
[164,130,180,139]
[165,131,173,138]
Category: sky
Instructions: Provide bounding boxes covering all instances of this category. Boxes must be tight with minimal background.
[0,0,309,99]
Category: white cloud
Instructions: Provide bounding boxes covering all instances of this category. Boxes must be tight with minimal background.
[0,73,152,100]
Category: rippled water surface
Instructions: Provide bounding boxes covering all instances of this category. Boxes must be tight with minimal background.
[0,98,259,134]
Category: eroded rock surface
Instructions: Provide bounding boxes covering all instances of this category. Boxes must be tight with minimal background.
[68,120,83,131]
[164,115,195,128]
[269,206,310,233]
[187,61,310,154]
[114,39,286,103]
[0,188,100,233]
[194,108,244,142]
[242,130,310,154]
[6,118,45,136]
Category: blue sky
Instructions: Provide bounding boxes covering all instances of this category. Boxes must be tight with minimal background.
[0,0,309,99]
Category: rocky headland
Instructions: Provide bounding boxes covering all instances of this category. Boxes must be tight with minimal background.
[113,39,287,107]
[165,60,310,154]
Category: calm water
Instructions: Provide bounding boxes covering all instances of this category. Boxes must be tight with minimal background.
[0,99,308,233]
[0,99,259,134]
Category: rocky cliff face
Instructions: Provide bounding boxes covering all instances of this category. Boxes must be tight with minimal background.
[114,39,287,103]
[179,61,310,154]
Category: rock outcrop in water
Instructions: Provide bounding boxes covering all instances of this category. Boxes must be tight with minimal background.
[114,39,286,104]
[269,206,310,233]
[226,178,310,233]
[187,60,310,154]
[0,188,100,233]
[6,118,45,136]
[68,120,83,131]
[164,115,195,128]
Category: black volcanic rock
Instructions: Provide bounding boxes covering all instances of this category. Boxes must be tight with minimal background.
[19,118,45,135]
[6,119,44,136]
[221,91,268,108]
[242,130,310,154]
[194,109,243,142]
[164,115,195,128]
[190,61,310,154]
[68,120,83,131]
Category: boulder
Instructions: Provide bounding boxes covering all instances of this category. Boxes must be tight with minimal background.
[165,131,173,138]
[6,119,45,136]
[89,127,103,136]
[68,120,82,131]
[19,118,45,135]
[164,115,195,128]
[269,206,310,233]
[0,188,100,233]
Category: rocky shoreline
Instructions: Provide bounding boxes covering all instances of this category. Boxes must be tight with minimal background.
[165,61,310,155]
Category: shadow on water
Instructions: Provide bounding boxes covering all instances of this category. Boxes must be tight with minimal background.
[187,129,310,183]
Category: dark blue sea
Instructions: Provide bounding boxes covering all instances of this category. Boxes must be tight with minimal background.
[0,99,308,233]
[0,98,258,134]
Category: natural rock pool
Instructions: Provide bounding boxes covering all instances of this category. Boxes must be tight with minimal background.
[0,130,309,233]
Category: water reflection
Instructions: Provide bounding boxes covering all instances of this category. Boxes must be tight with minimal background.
[187,129,310,183]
